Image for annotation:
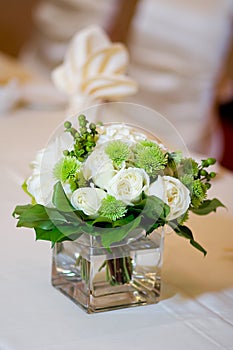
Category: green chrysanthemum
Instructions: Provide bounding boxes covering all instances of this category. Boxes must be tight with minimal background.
[99,195,127,221]
[105,141,130,168]
[134,141,168,176]
[53,156,81,182]
[191,179,207,208]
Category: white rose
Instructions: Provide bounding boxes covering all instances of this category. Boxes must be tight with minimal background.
[97,124,147,145]
[149,175,190,220]
[26,149,56,206]
[26,134,73,207]
[71,187,107,216]
[82,145,115,189]
[106,167,149,205]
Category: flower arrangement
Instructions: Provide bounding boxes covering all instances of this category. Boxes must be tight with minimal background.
[13,114,224,264]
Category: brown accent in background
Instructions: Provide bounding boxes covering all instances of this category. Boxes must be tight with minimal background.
[0,0,40,57]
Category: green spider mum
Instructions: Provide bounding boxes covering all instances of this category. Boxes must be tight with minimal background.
[53,156,81,182]
[191,179,207,208]
[134,141,168,177]
[105,140,130,168]
[99,195,127,221]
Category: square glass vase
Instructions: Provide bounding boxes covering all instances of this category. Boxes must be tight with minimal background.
[51,228,164,313]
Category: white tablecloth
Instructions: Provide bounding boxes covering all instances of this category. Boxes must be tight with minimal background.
[0,106,233,350]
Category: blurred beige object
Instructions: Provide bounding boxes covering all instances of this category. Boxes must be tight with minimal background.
[0,53,33,113]
[0,52,32,85]
[51,26,138,115]
[0,80,20,113]
[0,52,67,112]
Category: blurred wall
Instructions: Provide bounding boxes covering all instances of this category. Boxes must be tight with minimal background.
[0,0,40,56]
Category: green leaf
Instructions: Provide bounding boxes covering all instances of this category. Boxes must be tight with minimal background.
[52,181,74,212]
[35,226,74,243]
[145,221,161,235]
[100,216,142,249]
[36,220,54,230]
[191,198,225,215]
[13,201,84,239]
[173,224,207,256]
[112,215,135,227]
[143,195,170,221]
[12,204,33,217]
[91,216,113,225]
[16,204,49,228]
[190,239,207,256]
[174,224,193,240]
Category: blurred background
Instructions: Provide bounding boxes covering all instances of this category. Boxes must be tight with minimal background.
[0,0,232,169]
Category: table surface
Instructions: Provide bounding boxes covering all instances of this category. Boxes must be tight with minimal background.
[0,102,233,350]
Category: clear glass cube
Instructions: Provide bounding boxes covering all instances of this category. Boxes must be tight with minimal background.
[52,229,164,313]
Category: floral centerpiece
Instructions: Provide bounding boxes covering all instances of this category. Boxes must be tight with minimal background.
[13,113,224,313]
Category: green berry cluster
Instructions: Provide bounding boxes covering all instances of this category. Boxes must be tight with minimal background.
[63,114,98,162]
[179,157,216,208]
[199,158,216,188]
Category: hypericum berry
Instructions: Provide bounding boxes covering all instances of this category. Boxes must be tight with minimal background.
[79,119,87,127]
[200,169,208,177]
[87,135,94,142]
[78,114,86,122]
[210,172,216,178]
[64,121,72,129]
[63,150,69,156]
[89,123,96,131]
[207,158,216,166]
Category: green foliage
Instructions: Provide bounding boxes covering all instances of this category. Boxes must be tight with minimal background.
[13,183,172,251]
[99,195,127,221]
[105,140,130,168]
[179,158,199,178]
[134,141,168,176]
[100,216,142,249]
[168,222,207,256]
[191,198,225,215]
[12,203,83,245]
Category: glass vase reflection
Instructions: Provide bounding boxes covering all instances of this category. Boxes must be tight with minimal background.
[52,228,164,313]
